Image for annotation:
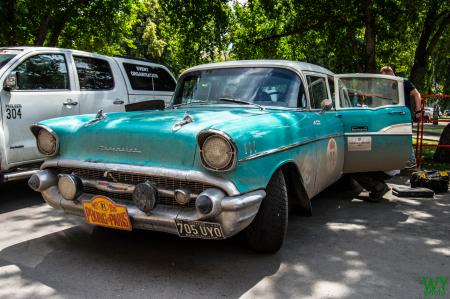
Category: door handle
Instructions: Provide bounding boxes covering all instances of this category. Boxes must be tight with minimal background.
[114,99,125,105]
[63,101,78,106]
[388,111,406,115]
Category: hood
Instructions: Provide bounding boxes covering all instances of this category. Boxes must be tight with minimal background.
[40,107,268,169]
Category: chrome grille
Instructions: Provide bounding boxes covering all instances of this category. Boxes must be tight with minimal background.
[54,167,217,208]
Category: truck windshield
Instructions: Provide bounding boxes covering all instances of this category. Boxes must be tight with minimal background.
[0,54,16,69]
[172,67,301,108]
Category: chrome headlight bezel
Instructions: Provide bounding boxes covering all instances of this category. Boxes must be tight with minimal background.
[197,130,237,172]
[30,124,59,156]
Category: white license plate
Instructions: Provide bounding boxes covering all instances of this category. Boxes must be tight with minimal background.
[175,219,225,239]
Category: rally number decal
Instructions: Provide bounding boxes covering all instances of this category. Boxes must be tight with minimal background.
[6,108,22,119]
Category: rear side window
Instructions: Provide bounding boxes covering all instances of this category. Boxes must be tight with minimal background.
[74,56,114,90]
[123,63,175,91]
[14,54,69,90]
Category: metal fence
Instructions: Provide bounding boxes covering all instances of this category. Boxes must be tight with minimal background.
[415,94,450,168]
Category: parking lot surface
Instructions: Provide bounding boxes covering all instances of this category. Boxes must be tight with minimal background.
[0,178,449,299]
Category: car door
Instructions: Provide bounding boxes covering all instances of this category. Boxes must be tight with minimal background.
[0,51,79,166]
[304,72,345,195]
[334,74,412,173]
[72,55,128,114]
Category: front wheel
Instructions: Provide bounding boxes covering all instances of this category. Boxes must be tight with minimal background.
[244,169,288,253]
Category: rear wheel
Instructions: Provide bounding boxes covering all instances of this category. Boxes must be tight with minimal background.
[245,169,288,253]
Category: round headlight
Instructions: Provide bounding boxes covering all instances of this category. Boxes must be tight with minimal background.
[201,135,234,170]
[37,129,58,156]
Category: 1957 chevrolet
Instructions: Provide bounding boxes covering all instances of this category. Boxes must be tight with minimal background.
[28,60,412,253]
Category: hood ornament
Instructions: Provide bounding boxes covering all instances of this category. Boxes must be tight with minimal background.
[84,109,107,127]
[172,113,194,131]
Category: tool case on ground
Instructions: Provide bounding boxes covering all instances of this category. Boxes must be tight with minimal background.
[410,170,449,193]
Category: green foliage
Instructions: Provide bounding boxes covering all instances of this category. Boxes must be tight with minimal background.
[0,0,449,87]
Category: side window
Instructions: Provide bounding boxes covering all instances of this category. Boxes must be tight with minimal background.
[307,75,329,109]
[14,54,69,90]
[338,77,399,108]
[152,67,176,91]
[338,80,352,108]
[123,63,176,92]
[74,56,114,90]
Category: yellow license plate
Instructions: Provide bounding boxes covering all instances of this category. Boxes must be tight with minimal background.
[83,196,132,231]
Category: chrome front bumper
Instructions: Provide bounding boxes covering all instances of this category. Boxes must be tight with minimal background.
[32,169,265,238]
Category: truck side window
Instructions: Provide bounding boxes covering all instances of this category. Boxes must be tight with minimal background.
[14,54,69,90]
[123,63,176,92]
[123,63,155,91]
[152,67,176,91]
[74,56,114,90]
[307,75,329,109]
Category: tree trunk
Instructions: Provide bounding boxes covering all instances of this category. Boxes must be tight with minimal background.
[35,15,51,46]
[347,27,363,72]
[47,20,66,47]
[409,1,450,89]
[364,0,376,73]
[409,1,439,88]
[433,123,450,163]
[4,0,17,45]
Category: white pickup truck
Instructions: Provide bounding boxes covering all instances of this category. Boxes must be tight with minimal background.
[0,47,176,183]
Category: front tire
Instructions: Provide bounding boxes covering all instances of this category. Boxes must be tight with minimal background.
[245,169,288,253]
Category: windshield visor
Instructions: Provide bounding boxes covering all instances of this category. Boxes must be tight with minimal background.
[338,77,400,108]
[172,67,301,108]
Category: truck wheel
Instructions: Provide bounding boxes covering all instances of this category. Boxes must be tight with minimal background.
[245,169,288,253]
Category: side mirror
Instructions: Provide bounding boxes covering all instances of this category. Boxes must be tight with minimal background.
[3,72,17,92]
[320,99,333,112]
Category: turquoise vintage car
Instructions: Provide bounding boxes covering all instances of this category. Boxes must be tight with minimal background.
[28,60,412,252]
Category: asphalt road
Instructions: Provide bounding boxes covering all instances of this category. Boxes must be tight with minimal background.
[0,178,449,299]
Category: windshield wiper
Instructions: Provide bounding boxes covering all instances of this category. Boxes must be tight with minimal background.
[172,100,209,109]
[218,98,264,110]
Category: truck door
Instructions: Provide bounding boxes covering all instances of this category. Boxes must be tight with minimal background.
[72,55,128,114]
[334,74,412,173]
[0,51,79,166]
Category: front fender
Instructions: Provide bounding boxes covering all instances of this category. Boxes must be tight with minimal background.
[195,140,318,198]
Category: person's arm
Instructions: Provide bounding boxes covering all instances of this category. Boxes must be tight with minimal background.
[411,88,422,119]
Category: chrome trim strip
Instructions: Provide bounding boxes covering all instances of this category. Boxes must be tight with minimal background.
[41,159,240,196]
[239,133,342,162]
[344,132,412,136]
[30,124,59,157]
[197,129,238,172]
[379,123,412,133]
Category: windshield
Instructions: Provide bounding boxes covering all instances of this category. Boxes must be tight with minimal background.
[0,54,17,69]
[172,67,302,108]
[338,77,400,108]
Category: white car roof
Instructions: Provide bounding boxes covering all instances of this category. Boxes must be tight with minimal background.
[0,46,170,69]
[183,60,334,76]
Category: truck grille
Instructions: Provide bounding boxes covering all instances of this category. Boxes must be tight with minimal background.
[54,167,217,208]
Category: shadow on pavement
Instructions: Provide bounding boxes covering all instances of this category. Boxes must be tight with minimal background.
[0,177,449,298]
[0,180,44,214]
